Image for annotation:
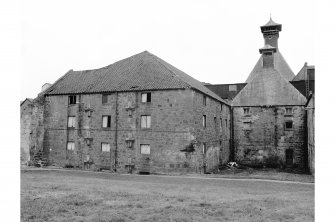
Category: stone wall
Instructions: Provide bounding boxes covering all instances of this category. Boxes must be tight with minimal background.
[20,98,45,164]
[307,96,315,175]
[43,89,231,173]
[191,91,231,172]
[20,100,33,164]
[233,106,306,168]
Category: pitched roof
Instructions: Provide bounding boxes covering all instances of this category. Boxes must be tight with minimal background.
[46,51,226,104]
[262,18,281,27]
[20,98,33,106]
[232,67,307,106]
[259,44,277,53]
[245,51,295,83]
[292,62,315,81]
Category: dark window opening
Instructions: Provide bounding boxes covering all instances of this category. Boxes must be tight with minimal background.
[69,95,76,105]
[285,121,293,130]
[102,94,109,104]
[214,117,217,128]
[243,107,250,115]
[203,95,207,106]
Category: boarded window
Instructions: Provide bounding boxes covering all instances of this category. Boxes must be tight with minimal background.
[141,115,151,128]
[285,107,293,114]
[101,143,110,152]
[67,116,75,128]
[202,115,206,128]
[243,107,250,115]
[285,121,293,130]
[141,93,151,103]
[229,85,237,91]
[102,94,109,104]
[67,142,75,151]
[102,116,111,128]
[69,95,76,105]
[202,143,207,154]
[140,144,150,154]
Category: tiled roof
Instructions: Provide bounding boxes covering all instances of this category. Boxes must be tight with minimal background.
[292,62,315,81]
[245,51,295,83]
[46,51,226,104]
[232,67,306,106]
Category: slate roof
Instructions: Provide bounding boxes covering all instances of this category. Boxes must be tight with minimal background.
[232,67,307,106]
[20,98,33,106]
[292,62,315,81]
[46,51,226,104]
[245,51,295,83]
[261,18,281,28]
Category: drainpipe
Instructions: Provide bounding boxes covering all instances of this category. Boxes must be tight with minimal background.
[230,106,235,161]
[114,92,119,171]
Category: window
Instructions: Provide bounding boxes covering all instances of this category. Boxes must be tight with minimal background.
[214,117,217,128]
[67,116,75,128]
[69,95,76,105]
[243,107,250,115]
[220,104,223,111]
[102,94,109,104]
[141,115,151,128]
[203,95,207,106]
[220,118,223,129]
[126,139,134,148]
[67,142,75,151]
[140,144,150,154]
[285,121,293,130]
[202,115,206,128]
[229,85,237,91]
[285,107,293,114]
[101,143,110,152]
[102,116,111,128]
[225,119,228,128]
[141,92,151,103]
[202,143,207,154]
[264,51,273,56]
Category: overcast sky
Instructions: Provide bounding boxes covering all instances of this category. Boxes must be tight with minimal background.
[20,0,315,100]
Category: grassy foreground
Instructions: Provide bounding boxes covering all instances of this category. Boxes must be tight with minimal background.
[21,170,314,222]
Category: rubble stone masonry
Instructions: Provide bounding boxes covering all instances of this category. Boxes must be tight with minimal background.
[233,106,306,168]
[43,89,230,173]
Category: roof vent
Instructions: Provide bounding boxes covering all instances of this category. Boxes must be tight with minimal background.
[41,83,52,92]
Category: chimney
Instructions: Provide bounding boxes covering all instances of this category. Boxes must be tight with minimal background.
[259,44,277,68]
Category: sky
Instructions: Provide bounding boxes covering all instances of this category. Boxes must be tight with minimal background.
[19,0,315,100]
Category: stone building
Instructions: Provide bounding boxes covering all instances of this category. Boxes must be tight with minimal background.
[21,18,315,174]
[23,51,231,173]
[207,18,313,170]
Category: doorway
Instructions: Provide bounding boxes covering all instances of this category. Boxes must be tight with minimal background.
[285,149,294,167]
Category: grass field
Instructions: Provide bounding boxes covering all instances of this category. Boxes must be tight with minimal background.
[21,169,314,222]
